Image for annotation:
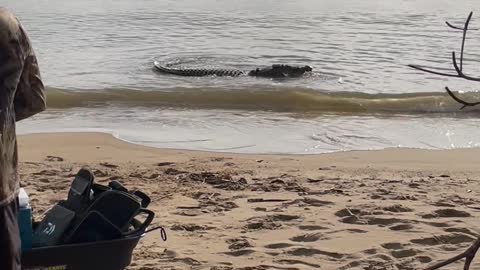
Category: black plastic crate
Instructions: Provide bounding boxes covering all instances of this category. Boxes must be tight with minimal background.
[22,234,143,270]
[20,170,165,270]
[20,210,165,270]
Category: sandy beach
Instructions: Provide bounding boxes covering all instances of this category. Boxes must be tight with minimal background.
[17,132,480,270]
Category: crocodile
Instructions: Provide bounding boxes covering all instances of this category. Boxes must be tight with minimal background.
[153,61,313,78]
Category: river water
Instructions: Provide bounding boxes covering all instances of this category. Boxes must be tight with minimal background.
[5,0,480,153]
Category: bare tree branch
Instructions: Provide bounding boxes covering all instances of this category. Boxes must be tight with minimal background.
[424,237,480,270]
[445,87,480,109]
[452,52,480,82]
[446,21,465,30]
[408,11,480,269]
[407,64,460,77]
[460,11,472,70]
[408,11,480,109]
[446,22,478,31]
[450,12,476,79]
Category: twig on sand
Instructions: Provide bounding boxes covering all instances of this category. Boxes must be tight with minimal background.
[345,207,356,216]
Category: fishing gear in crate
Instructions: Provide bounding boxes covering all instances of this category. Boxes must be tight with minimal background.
[29,167,167,249]
[22,168,167,269]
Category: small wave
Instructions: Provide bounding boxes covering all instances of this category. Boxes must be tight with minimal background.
[45,87,480,115]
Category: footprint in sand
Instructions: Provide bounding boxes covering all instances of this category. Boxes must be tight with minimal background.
[362,248,377,255]
[335,207,416,229]
[226,238,253,250]
[170,223,215,232]
[338,254,394,270]
[271,214,302,222]
[345,228,368,233]
[416,256,432,263]
[287,248,344,259]
[298,225,329,231]
[157,249,203,266]
[223,249,256,257]
[173,209,204,217]
[421,208,471,219]
[328,228,368,235]
[38,178,50,183]
[245,218,281,231]
[200,199,239,213]
[265,243,296,249]
[45,155,64,162]
[389,224,415,231]
[99,162,118,168]
[444,227,478,236]
[432,201,456,207]
[424,221,452,228]
[381,242,404,250]
[93,169,108,177]
[341,215,411,227]
[284,198,334,208]
[275,259,321,268]
[165,168,190,175]
[187,172,246,191]
[289,232,324,242]
[367,217,413,226]
[334,208,363,218]
[381,204,413,213]
[172,257,202,266]
[390,249,418,259]
[33,169,61,176]
[210,267,234,270]
[156,162,175,167]
[410,233,475,246]
[244,214,301,231]
[394,255,434,270]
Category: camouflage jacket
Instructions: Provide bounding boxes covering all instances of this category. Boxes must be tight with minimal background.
[0,8,46,206]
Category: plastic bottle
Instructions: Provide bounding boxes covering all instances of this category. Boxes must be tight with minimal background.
[18,188,33,251]
[19,188,29,208]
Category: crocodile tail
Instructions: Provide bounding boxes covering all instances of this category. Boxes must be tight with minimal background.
[154,62,244,77]
[215,69,242,76]
[223,70,244,76]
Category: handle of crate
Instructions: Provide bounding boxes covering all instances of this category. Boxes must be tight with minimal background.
[123,208,155,237]
[133,190,151,208]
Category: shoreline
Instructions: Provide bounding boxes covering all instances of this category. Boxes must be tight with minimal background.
[17,131,480,269]
[17,106,480,156]
[18,131,480,172]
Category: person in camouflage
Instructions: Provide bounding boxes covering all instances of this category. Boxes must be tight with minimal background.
[0,7,46,270]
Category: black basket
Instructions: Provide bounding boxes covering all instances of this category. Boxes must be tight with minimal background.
[21,169,166,270]
[22,234,142,270]
[21,210,164,270]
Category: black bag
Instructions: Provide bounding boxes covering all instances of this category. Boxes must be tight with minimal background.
[31,204,76,248]
[63,211,122,244]
[63,188,153,244]
[60,167,95,213]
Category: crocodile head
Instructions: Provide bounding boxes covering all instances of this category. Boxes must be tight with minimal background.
[248,64,313,78]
